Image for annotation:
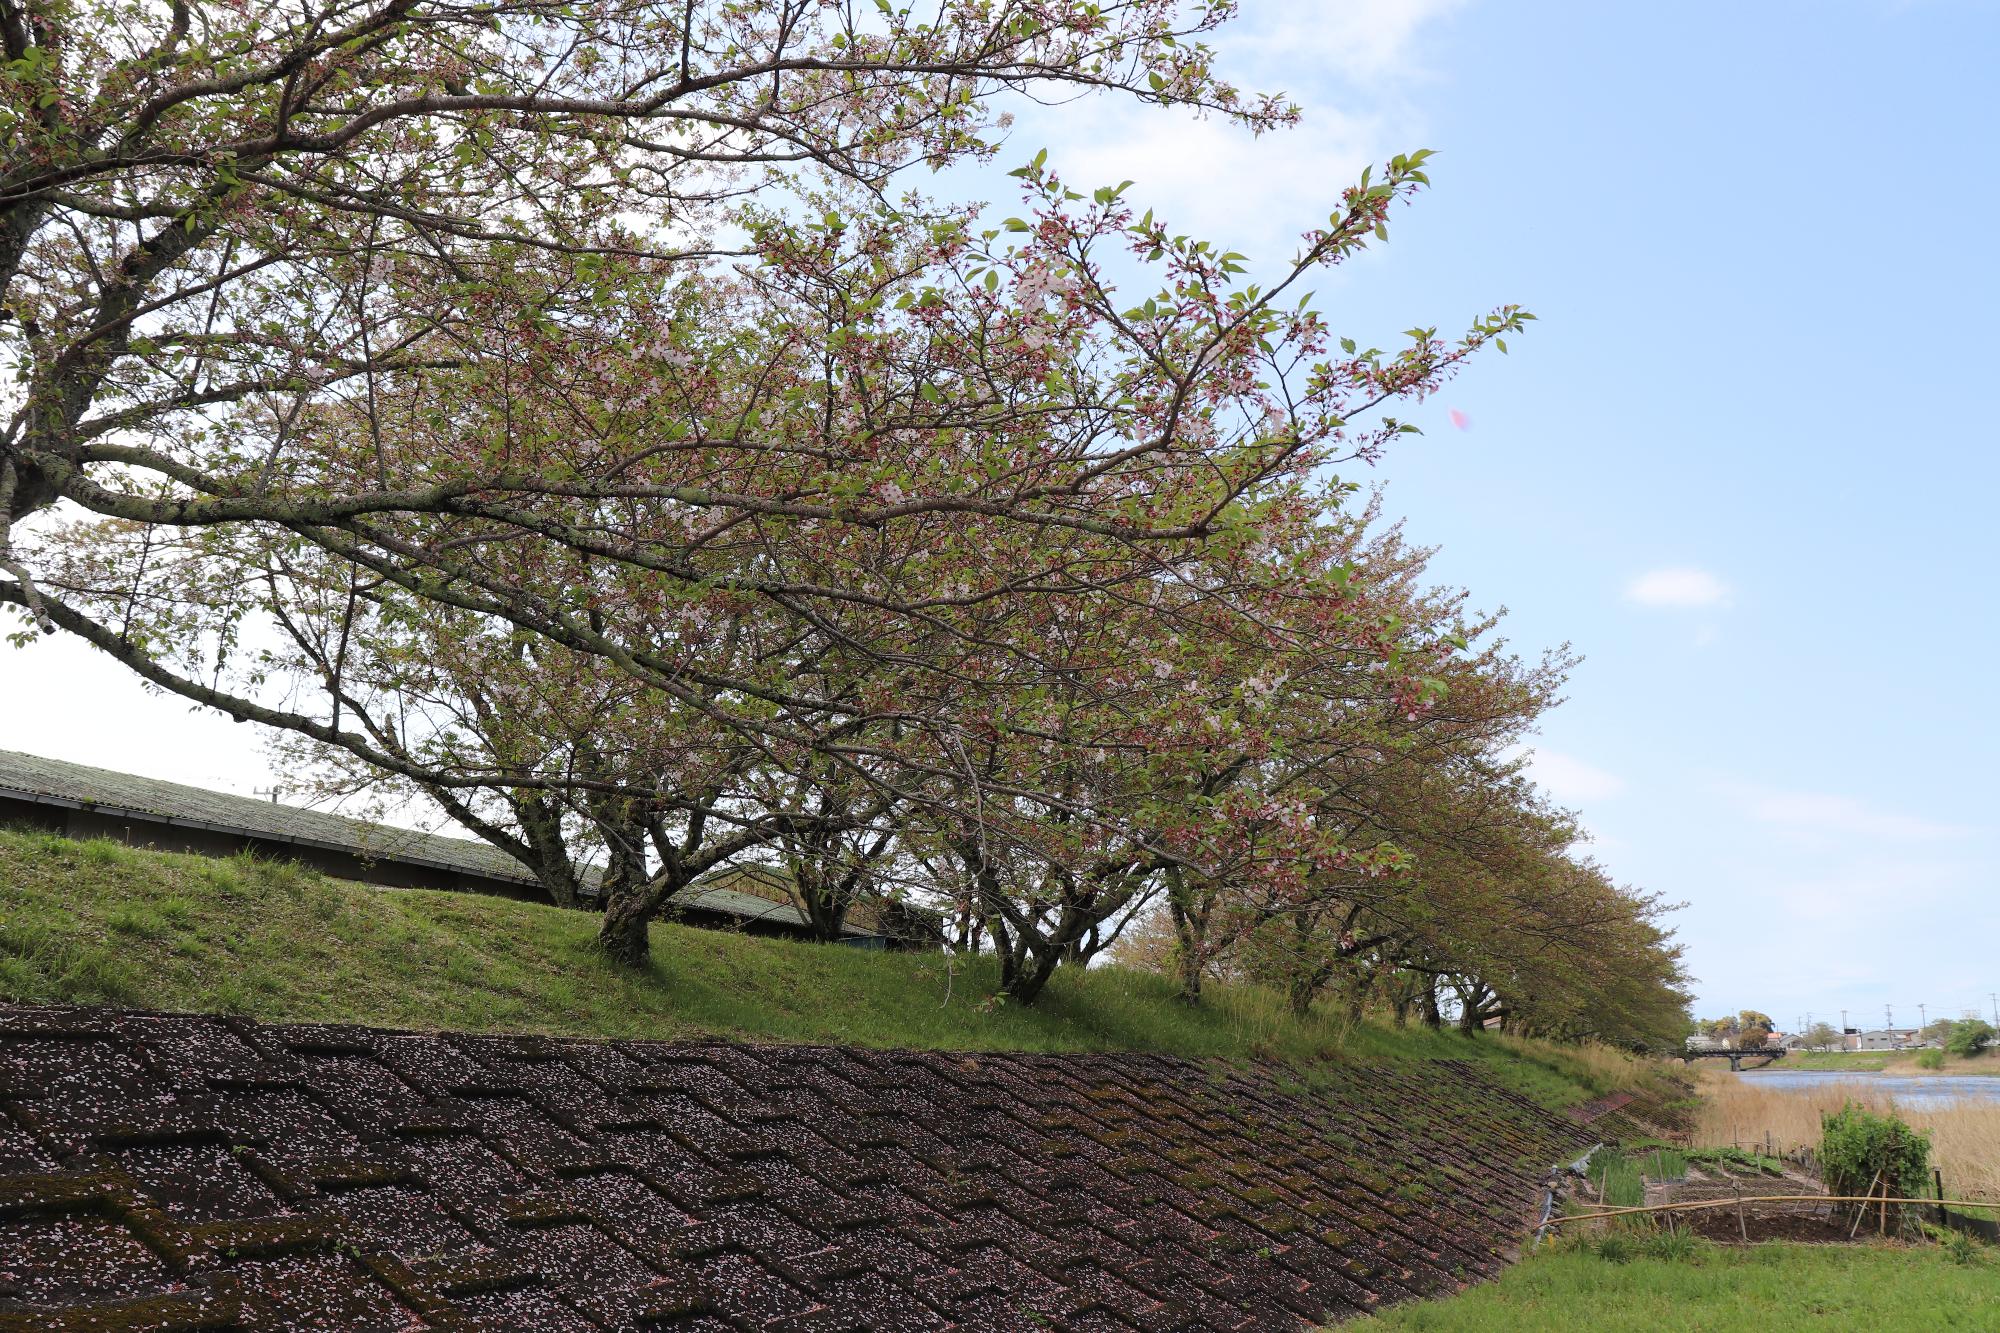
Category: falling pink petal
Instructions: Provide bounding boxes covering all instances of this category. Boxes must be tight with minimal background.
[1448,408,1470,431]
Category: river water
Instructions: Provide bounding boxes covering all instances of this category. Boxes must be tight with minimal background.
[1737,1069,2000,1110]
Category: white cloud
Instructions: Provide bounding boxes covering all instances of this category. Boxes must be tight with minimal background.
[1756,857,1976,916]
[1725,784,1971,842]
[987,0,1465,262]
[1624,567,1732,608]
[1232,0,1470,83]
[1521,747,1627,803]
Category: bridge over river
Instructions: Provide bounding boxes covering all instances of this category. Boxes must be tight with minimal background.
[1681,1046,1787,1072]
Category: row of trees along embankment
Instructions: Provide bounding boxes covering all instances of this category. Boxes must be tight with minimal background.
[1,0,1687,1045]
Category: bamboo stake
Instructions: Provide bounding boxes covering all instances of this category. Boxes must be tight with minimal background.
[1850,1173,1880,1241]
[1540,1192,1994,1229]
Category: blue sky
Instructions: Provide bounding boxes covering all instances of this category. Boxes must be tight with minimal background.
[997,0,2000,1031]
[4,1,1996,1031]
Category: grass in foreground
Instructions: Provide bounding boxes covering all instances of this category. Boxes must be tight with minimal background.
[0,831,1661,1109]
[1370,1236,1997,1331]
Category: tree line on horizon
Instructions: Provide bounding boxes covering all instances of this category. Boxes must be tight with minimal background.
[1710,1014,1997,1056]
[2,0,1689,1048]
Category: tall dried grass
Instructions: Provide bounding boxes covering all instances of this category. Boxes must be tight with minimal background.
[1489,1032,1668,1098]
[1694,1070,2000,1202]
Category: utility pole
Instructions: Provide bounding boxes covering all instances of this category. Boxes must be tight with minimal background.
[1991,994,1998,1027]
[1919,1003,1928,1031]
[1886,1004,1894,1031]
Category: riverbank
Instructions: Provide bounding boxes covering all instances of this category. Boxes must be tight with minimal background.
[1695,1068,2000,1206]
[1776,1048,2000,1075]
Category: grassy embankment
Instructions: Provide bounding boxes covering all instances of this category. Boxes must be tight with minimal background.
[1777,1048,1999,1075]
[11,830,1990,1325]
[1368,1236,1997,1332]
[0,830,1658,1110]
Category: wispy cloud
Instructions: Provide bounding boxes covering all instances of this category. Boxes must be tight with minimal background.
[992,1,1465,260]
[1755,856,1978,916]
[1721,782,1971,841]
[1227,0,1470,84]
[1521,747,1627,804]
[1625,567,1732,608]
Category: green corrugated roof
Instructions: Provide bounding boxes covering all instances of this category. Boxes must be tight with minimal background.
[678,866,874,937]
[0,749,889,936]
[0,748,538,886]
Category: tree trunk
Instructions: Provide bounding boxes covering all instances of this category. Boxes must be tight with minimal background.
[998,945,1063,1006]
[1421,980,1443,1029]
[1165,870,1206,1005]
[1288,967,1330,1019]
[596,884,657,965]
[1390,978,1414,1027]
[1175,943,1205,1006]
[796,865,847,943]
[1458,983,1493,1037]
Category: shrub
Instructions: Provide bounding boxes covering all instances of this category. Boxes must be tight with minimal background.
[1639,1226,1702,1263]
[1940,1228,1980,1266]
[1945,1020,1995,1059]
[1592,1233,1634,1264]
[1819,1103,1931,1207]
[1916,1048,1947,1071]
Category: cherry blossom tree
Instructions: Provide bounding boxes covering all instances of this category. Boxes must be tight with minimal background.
[5,0,1544,980]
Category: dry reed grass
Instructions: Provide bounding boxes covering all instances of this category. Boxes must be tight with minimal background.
[1694,1069,2000,1202]
[1491,1033,1651,1090]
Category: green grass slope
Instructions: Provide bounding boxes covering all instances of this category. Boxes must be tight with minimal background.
[0,829,1656,1109]
[1369,1237,1997,1331]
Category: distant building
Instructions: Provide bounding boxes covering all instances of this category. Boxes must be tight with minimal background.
[0,749,927,947]
[1854,1028,1921,1051]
